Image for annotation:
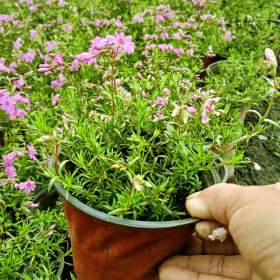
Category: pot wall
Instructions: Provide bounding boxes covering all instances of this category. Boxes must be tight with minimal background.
[63,200,193,280]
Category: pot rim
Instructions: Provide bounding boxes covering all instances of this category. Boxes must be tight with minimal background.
[54,166,228,229]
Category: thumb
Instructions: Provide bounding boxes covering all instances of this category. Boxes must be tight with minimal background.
[185,183,280,280]
[185,183,280,225]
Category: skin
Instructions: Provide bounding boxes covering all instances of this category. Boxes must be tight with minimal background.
[159,183,280,280]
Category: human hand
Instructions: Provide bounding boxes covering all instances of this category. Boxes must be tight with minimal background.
[159,183,280,280]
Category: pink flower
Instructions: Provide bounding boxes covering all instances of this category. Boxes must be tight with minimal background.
[144,34,150,40]
[93,19,101,27]
[13,37,23,50]
[54,53,64,64]
[20,48,36,63]
[2,151,24,178]
[26,201,40,208]
[27,144,37,160]
[191,0,205,8]
[29,29,38,39]
[162,88,170,95]
[45,41,57,52]
[155,96,168,105]
[0,90,30,120]
[203,97,220,113]
[58,0,66,7]
[0,58,11,73]
[160,32,169,40]
[202,110,209,124]
[29,5,37,13]
[145,44,155,50]
[108,32,135,55]
[71,59,80,71]
[103,19,110,26]
[201,97,220,124]
[201,91,209,97]
[9,62,18,72]
[90,36,108,51]
[5,165,17,178]
[150,34,158,40]
[155,108,164,119]
[187,106,197,114]
[52,94,60,105]
[51,74,65,90]
[159,44,173,52]
[224,31,233,41]
[0,14,14,23]
[173,33,182,40]
[38,63,53,75]
[133,15,144,23]
[173,48,184,56]
[219,17,225,27]
[13,77,24,89]
[15,180,36,195]
[156,14,165,23]
[62,23,72,32]
[114,19,123,28]
[188,48,195,56]
[200,13,214,21]
[76,52,96,64]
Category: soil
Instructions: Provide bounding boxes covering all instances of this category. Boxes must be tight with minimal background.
[235,98,280,185]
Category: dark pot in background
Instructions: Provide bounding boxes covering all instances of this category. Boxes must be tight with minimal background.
[55,167,228,280]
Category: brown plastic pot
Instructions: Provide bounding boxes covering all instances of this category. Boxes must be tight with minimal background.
[55,167,228,280]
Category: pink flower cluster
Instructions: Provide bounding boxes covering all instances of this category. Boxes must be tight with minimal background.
[93,18,123,28]
[45,40,58,52]
[155,96,168,105]
[155,4,173,24]
[200,13,215,21]
[0,90,31,120]
[39,53,64,75]
[191,0,205,8]
[2,151,24,178]
[0,59,10,73]
[27,144,37,160]
[0,14,14,23]
[72,32,135,70]
[133,14,145,23]
[202,97,220,124]
[20,48,36,63]
[51,74,65,90]
[2,147,37,194]
[158,44,184,56]
[13,37,23,50]
[15,180,36,195]
[13,77,24,89]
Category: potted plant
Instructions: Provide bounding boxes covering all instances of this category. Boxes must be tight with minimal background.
[36,30,272,280]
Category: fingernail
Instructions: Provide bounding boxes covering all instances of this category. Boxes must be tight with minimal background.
[186,191,201,200]
[185,194,209,219]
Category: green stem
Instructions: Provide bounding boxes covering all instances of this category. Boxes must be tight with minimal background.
[111,51,116,119]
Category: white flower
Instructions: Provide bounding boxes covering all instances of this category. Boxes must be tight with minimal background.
[265,48,278,68]
[253,162,262,171]
[208,227,228,242]
[132,175,152,191]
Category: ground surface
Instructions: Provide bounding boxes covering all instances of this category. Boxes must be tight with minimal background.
[236,99,280,185]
